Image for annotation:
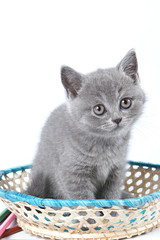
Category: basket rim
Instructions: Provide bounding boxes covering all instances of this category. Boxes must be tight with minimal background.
[0,161,160,209]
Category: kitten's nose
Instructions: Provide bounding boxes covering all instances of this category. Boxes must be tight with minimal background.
[112,118,122,124]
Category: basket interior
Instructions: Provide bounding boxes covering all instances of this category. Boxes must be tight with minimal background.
[0,163,160,198]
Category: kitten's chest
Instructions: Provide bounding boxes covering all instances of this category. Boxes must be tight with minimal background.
[95,162,110,186]
[91,146,123,187]
[92,154,113,187]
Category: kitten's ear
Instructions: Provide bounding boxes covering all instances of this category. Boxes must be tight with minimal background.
[117,49,139,83]
[61,66,83,99]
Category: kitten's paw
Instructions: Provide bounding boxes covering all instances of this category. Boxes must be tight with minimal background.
[120,192,135,209]
[121,191,135,199]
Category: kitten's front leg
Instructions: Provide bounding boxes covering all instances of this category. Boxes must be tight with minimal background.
[101,166,125,200]
[60,170,96,200]
[67,186,95,200]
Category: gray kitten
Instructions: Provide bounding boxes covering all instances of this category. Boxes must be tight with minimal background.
[27,49,145,200]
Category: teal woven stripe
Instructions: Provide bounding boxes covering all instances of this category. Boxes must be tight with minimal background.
[128,160,160,169]
[0,164,31,181]
[0,162,160,208]
[1,188,160,208]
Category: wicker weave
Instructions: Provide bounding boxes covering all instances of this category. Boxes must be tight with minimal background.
[0,161,160,239]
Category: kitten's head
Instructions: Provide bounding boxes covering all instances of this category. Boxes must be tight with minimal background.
[61,49,145,137]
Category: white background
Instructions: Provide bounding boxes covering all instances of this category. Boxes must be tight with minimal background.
[0,0,160,239]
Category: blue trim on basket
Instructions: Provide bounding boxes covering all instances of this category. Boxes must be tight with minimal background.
[0,161,160,208]
[128,160,160,169]
[0,164,31,181]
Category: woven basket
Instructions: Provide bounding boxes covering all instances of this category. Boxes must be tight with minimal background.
[0,161,160,240]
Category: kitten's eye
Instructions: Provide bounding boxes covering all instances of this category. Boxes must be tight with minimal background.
[120,98,132,109]
[93,104,106,116]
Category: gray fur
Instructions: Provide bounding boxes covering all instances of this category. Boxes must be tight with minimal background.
[27,50,145,200]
